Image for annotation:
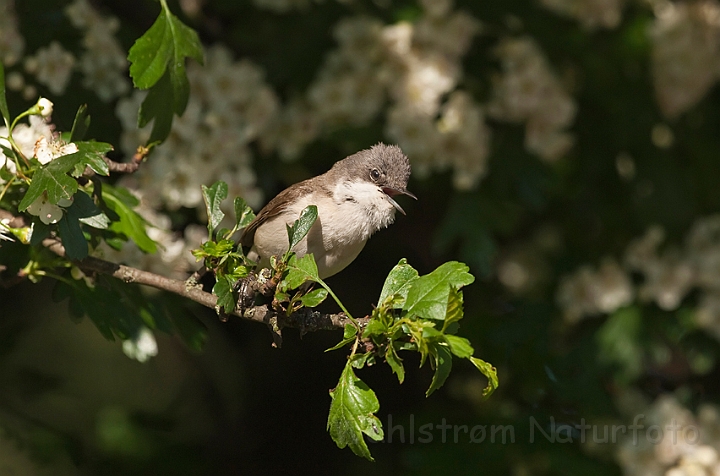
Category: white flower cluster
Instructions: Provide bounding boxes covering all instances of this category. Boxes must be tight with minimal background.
[556,258,634,323]
[64,0,129,101]
[385,1,490,189]
[616,394,720,476]
[23,41,76,96]
[539,0,626,29]
[650,0,720,119]
[116,44,278,213]
[487,37,577,163]
[264,1,491,190]
[0,115,55,178]
[557,216,720,335]
[0,0,24,66]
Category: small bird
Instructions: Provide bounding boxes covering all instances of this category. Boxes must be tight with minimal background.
[241,143,415,279]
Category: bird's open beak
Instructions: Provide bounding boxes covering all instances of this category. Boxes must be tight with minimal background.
[382,187,417,215]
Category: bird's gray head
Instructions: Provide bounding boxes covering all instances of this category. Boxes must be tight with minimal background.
[331,143,415,214]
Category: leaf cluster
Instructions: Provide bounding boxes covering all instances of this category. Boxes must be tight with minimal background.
[325,259,498,460]
[191,181,256,314]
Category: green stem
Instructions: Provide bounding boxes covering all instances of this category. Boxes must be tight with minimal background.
[316,276,355,324]
[0,176,15,202]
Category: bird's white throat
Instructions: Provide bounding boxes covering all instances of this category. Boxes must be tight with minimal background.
[248,179,397,279]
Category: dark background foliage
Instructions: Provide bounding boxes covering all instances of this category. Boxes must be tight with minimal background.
[2,0,720,474]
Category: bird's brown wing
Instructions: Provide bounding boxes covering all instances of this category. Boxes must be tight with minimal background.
[239,179,317,248]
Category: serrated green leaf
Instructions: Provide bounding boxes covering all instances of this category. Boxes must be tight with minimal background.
[234,196,255,231]
[426,343,452,396]
[70,190,110,229]
[129,7,202,94]
[444,334,474,358]
[102,184,157,254]
[350,352,372,369]
[404,261,474,321]
[213,274,236,312]
[72,141,113,177]
[327,360,383,461]
[301,288,328,307]
[19,142,113,211]
[201,181,228,236]
[0,62,9,126]
[128,4,203,143]
[362,317,388,338]
[378,258,418,307]
[282,253,320,289]
[192,239,234,260]
[19,155,82,211]
[56,277,150,341]
[138,69,174,144]
[128,15,173,88]
[469,356,499,399]
[58,212,88,260]
[326,324,358,352]
[286,205,318,252]
[70,104,90,142]
[386,345,405,383]
[442,288,464,332]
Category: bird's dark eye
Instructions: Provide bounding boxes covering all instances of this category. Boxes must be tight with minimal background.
[370,168,380,181]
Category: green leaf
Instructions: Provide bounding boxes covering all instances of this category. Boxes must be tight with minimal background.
[362,317,388,338]
[18,155,82,211]
[72,141,113,177]
[234,196,256,231]
[0,62,9,126]
[29,219,51,246]
[286,205,318,253]
[404,261,474,321]
[191,239,234,260]
[442,288,465,332]
[378,258,418,307]
[301,288,328,307]
[69,104,91,142]
[128,3,203,142]
[444,334,474,358]
[282,253,320,289]
[102,184,157,254]
[326,324,358,352]
[18,142,114,211]
[57,212,88,260]
[201,181,228,236]
[386,345,405,383]
[70,191,110,230]
[137,69,174,143]
[469,357,499,399]
[55,277,150,341]
[327,360,383,461]
[426,343,452,396]
[213,275,236,312]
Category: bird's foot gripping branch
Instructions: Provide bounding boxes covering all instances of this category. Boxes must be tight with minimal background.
[195,180,499,461]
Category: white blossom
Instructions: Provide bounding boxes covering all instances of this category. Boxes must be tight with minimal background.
[122,327,158,363]
[33,136,78,165]
[25,42,75,96]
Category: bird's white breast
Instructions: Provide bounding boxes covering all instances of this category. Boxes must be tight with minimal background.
[250,180,396,278]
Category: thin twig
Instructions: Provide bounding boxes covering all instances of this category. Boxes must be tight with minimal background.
[0,210,365,334]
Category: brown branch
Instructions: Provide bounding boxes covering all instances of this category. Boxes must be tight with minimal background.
[81,145,150,178]
[103,145,148,174]
[43,237,363,336]
[1,210,363,343]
